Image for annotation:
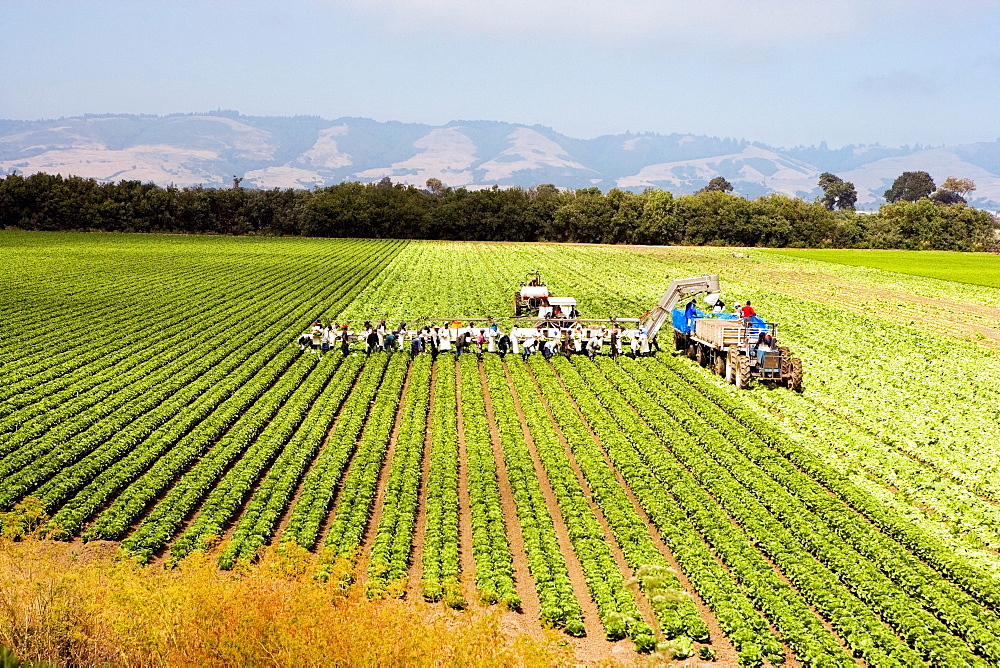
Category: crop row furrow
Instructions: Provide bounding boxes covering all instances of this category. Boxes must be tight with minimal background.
[504,360,654,648]
[280,355,392,550]
[456,355,520,610]
[118,354,320,561]
[590,356,973,665]
[366,354,432,598]
[528,359,711,647]
[552,357,857,666]
[218,354,366,569]
[657,353,1000,614]
[168,354,348,563]
[319,354,409,574]
[420,356,465,607]
[631,355,1000,662]
[483,355,585,635]
[50,345,299,538]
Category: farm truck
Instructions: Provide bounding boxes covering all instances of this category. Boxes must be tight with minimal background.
[638,274,804,391]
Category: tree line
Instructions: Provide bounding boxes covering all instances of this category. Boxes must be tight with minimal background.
[0,171,995,251]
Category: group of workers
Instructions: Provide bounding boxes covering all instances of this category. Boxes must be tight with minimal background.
[297,319,659,361]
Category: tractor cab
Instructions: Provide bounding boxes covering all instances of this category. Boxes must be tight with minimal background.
[514,270,550,317]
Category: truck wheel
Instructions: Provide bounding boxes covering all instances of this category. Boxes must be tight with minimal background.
[735,356,752,390]
[713,354,726,376]
[695,345,706,366]
[788,358,803,392]
[674,332,685,351]
[687,344,697,361]
[725,347,737,383]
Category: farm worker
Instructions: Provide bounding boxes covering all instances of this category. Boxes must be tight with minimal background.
[630,333,640,358]
[489,321,499,335]
[542,339,558,360]
[610,330,620,359]
[511,333,520,355]
[429,327,441,359]
[321,327,332,353]
[454,330,465,359]
[487,331,497,353]
[378,319,387,333]
[339,330,350,355]
[439,329,451,353]
[410,334,422,359]
[587,334,601,360]
[366,329,379,356]
[639,333,651,357]
[733,302,742,316]
[684,299,698,331]
[311,328,323,350]
[713,298,726,314]
[384,331,396,356]
[561,330,573,358]
[297,330,310,351]
[376,327,385,352]
[497,333,511,359]
[740,301,757,318]
[476,330,486,360]
[522,335,536,361]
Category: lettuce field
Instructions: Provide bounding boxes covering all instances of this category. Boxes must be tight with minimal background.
[4,231,1000,666]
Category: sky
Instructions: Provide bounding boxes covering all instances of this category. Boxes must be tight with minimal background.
[2,0,999,148]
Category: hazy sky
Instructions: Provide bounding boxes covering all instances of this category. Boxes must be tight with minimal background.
[3,0,999,148]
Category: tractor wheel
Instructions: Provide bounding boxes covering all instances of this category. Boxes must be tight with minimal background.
[687,344,697,361]
[788,357,803,392]
[725,347,737,384]
[713,354,726,376]
[735,355,752,390]
[695,344,706,366]
[778,346,791,374]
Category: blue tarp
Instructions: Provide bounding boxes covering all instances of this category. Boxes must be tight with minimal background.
[671,306,764,334]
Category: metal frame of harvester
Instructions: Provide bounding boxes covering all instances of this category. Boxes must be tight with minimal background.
[320,270,802,391]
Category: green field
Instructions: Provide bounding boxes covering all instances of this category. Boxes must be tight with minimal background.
[5,231,1000,665]
[767,247,1000,288]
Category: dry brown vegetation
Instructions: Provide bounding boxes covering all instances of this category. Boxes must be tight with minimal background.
[0,536,577,667]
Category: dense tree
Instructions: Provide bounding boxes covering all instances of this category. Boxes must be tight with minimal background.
[698,176,734,194]
[425,177,444,195]
[930,177,976,205]
[0,172,992,251]
[817,172,857,210]
[883,171,935,203]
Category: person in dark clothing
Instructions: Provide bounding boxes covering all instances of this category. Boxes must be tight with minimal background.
[684,299,698,330]
[340,330,350,355]
[410,335,422,359]
[497,333,510,360]
[430,327,440,360]
[610,329,620,359]
[366,329,379,356]
[384,331,396,356]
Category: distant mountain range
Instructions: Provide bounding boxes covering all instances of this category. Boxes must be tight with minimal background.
[2,112,999,210]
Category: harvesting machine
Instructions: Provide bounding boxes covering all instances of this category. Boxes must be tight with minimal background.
[640,274,803,391]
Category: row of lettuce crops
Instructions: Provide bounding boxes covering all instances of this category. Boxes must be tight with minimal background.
[4,233,1000,665]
